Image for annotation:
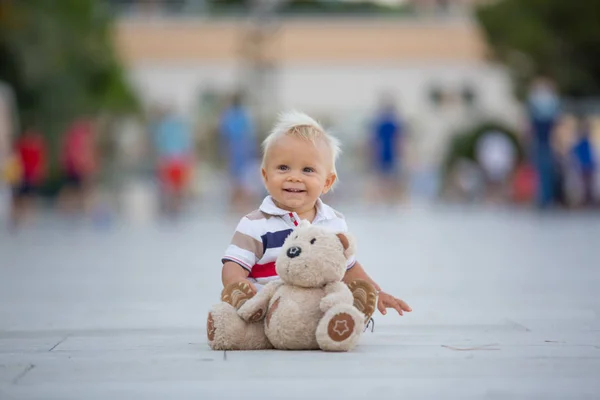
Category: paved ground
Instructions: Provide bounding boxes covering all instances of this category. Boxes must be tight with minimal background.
[1,202,600,399]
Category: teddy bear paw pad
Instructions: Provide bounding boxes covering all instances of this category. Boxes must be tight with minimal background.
[348,279,378,323]
[207,312,216,342]
[221,281,255,309]
[327,312,355,342]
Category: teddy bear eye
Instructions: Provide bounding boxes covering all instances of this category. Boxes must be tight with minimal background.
[310,238,316,244]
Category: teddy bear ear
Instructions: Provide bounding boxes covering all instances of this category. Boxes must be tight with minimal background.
[336,233,350,250]
[336,232,355,259]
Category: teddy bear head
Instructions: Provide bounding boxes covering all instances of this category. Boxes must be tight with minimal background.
[275,220,354,288]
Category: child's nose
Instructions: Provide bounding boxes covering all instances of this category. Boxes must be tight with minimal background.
[287,174,302,182]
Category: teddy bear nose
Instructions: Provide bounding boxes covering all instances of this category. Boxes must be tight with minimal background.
[286,246,302,258]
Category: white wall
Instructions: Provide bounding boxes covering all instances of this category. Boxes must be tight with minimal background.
[127,61,522,168]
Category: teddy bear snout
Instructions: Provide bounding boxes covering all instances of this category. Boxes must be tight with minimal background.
[286,246,302,258]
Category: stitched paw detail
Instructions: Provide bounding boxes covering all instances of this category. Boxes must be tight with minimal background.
[327,313,355,342]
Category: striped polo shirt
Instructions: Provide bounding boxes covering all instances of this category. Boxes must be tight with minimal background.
[222,196,356,286]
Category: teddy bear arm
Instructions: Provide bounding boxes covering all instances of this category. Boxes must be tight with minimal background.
[320,282,354,312]
[237,280,283,322]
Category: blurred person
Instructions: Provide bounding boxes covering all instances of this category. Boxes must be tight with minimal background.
[210,111,411,346]
[512,161,536,204]
[9,127,47,228]
[2,149,22,188]
[0,92,15,223]
[475,130,517,204]
[58,117,98,216]
[526,77,561,209]
[219,92,259,212]
[570,117,597,207]
[368,96,405,204]
[446,158,485,203]
[553,145,569,208]
[150,105,194,216]
[0,151,19,221]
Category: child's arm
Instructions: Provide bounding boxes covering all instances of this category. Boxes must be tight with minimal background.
[343,261,412,316]
[222,261,257,293]
[342,261,381,291]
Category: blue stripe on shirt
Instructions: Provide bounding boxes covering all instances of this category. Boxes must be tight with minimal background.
[261,229,294,253]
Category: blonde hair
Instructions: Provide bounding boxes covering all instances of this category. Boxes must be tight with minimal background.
[261,111,341,177]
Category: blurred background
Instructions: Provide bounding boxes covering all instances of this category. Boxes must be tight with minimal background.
[2,4,600,396]
[0,0,599,225]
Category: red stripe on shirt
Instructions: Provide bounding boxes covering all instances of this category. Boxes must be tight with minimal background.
[248,261,277,279]
[289,212,298,226]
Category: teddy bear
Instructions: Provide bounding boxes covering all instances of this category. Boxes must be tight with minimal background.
[206,220,370,352]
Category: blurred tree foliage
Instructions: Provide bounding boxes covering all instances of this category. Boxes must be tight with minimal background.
[476,0,600,98]
[278,0,408,15]
[205,0,410,15]
[0,0,138,140]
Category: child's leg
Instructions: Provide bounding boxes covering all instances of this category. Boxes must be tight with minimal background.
[346,279,378,324]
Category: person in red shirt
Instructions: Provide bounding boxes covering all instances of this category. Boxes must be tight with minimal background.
[10,127,47,227]
[58,118,97,215]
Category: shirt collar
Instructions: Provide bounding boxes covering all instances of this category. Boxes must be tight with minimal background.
[259,196,336,221]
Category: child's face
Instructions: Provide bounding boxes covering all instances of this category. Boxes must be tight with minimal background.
[262,134,336,214]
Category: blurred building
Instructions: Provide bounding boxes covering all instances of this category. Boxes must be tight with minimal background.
[110,0,520,171]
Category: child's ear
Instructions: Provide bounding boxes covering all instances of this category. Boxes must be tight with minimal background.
[261,168,268,183]
[322,173,337,194]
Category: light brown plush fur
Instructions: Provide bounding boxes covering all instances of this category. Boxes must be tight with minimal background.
[207,220,364,352]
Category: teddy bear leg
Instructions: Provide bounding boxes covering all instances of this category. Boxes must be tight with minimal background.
[207,302,272,350]
[315,304,364,352]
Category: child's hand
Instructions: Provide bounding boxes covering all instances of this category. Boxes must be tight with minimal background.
[377,291,412,316]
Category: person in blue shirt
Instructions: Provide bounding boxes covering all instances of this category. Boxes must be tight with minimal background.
[219,92,258,210]
[370,96,404,203]
[526,78,561,209]
[571,117,597,207]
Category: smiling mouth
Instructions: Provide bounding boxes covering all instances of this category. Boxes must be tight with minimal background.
[284,188,306,193]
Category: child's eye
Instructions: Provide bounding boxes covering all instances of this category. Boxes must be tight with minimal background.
[310,238,316,244]
[303,167,315,173]
[277,165,289,171]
